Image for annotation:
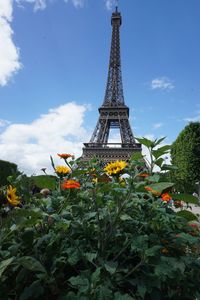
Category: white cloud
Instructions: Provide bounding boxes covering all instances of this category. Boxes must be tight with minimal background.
[0,118,10,127]
[17,0,85,10]
[15,0,46,11]
[0,102,88,175]
[70,0,85,8]
[0,0,21,86]
[105,0,116,10]
[0,0,13,21]
[153,123,163,129]
[151,77,174,91]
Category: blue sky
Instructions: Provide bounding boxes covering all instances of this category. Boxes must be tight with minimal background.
[0,0,200,174]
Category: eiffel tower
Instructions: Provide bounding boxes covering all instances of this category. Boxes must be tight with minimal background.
[82,6,141,162]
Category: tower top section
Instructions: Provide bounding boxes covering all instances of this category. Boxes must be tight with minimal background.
[102,7,125,107]
[111,7,122,26]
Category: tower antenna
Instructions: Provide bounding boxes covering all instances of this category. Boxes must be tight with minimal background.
[115,0,119,11]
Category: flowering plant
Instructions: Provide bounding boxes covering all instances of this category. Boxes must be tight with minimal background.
[0,138,200,299]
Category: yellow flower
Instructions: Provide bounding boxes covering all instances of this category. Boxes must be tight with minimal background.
[7,185,20,206]
[104,160,127,176]
[119,177,126,187]
[55,165,70,175]
[92,178,98,184]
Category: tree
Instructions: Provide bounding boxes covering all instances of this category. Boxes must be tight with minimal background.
[171,122,200,193]
[0,159,19,186]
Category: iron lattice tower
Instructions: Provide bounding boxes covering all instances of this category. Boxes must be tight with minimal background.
[82,7,141,162]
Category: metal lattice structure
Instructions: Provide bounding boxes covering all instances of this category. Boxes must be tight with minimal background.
[82,7,142,162]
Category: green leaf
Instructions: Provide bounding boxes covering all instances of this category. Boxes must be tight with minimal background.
[146,174,160,183]
[18,256,47,274]
[58,292,77,300]
[19,280,44,300]
[21,229,34,247]
[104,261,118,275]
[91,267,101,283]
[136,137,154,148]
[114,292,134,300]
[147,182,174,194]
[161,164,178,171]
[155,257,185,278]
[85,212,97,220]
[176,210,198,221]
[32,175,57,190]
[154,145,171,155]
[154,158,164,168]
[68,276,89,293]
[170,193,199,205]
[85,252,97,263]
[50,155,55,170]
[176,232,198,243]
[67,249,79,266]
[137,284,147,299]
[154,137,166,146]
[131,235,148,252]
[120,214,132,221]
[98,285,113,300]
[0,257,14,278]
[130,152,144,161]
[145,245,161,257]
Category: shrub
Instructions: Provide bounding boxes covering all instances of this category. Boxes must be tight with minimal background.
[0,139,200,300]
[171,122,200,193]
[0,159,19,186]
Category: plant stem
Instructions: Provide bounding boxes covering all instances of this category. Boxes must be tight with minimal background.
[123,260,143,280]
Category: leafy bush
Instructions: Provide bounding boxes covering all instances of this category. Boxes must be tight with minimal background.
[31,175,57,190]
[171,122,200,193]
[0,139,200,300]
[0,159,19,186]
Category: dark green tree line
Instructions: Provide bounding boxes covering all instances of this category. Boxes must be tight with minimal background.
[0,159,19,186]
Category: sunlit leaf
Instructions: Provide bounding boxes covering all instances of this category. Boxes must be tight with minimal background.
[135,137,154,148]
[130,152,144,161]
[147,182,174,193]
[154,137,166,146]
[170,193,199,205]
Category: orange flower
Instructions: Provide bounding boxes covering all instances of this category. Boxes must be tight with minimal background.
[57,153,74,159]
[138,173,149,178]
[145,186,161,196]
[61,179,80,189]
[189,223,200,231]
[161,193,172,202]
[161,248,169,254]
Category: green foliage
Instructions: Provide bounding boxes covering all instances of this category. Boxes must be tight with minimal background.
[0,159,19,186]
[0,141,200,299]
[171,122,200,193]
[31,175,57,190]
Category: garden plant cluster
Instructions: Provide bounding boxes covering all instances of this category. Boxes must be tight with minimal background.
[0,137,200,300]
